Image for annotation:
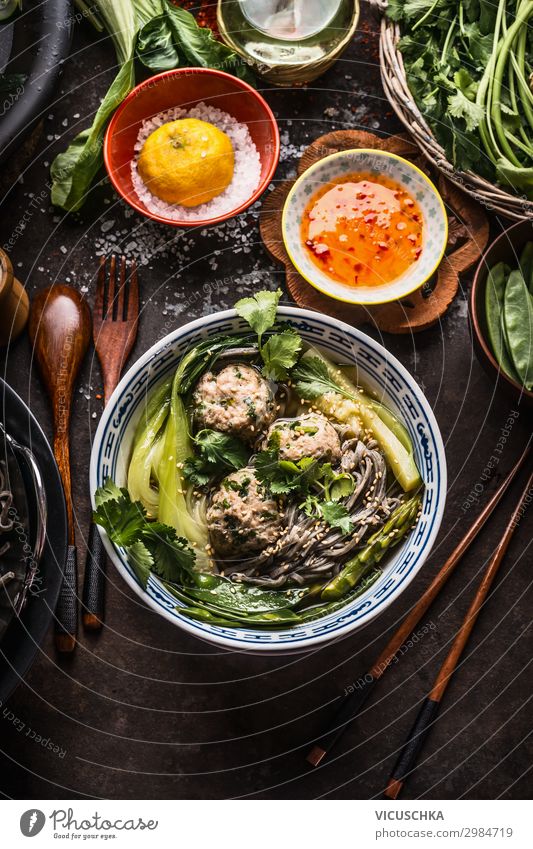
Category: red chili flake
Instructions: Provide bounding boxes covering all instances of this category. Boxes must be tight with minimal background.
[364,213,376,224]
[414,248,422,260]
[377,242,388,250]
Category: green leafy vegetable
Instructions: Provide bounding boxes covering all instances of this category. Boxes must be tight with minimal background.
[93,478,195,588]
[183,429,249,486]
[164,4,253,83]
[261,330,302,381]
[235,289,301,380]
[388,0,533,197]
[292,351,422,492]
[51,0,255,212]
[303,497,354,534]
[292,355,342,400]
[136,14,180,70]
[235,289,282,344]
[255,439,321,496]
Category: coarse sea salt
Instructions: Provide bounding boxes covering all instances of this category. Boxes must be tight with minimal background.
[131,102,262,222]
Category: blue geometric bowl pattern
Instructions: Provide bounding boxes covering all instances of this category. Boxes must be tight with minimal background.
[90,307,447,653]
[282,149,448,306]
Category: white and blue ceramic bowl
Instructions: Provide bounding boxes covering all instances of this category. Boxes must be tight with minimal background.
[90,307,447,653]
[282,149,448,306]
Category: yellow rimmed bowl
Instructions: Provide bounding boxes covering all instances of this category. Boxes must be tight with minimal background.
[281,149,448,306]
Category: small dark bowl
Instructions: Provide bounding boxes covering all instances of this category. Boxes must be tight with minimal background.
[470,220,533,409]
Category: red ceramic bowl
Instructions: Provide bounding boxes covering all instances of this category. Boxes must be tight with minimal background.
[470,220,533,409]
[104,68,280,227]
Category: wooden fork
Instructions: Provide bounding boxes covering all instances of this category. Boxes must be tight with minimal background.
[82,256,139,630]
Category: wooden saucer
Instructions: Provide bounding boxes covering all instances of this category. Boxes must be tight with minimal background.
[260,130,489,333]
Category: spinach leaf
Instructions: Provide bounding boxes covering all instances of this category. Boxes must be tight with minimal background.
[137,15,181,70]
[164,3,255,84]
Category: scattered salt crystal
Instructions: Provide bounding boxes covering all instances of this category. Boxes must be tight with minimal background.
[60,245,67,254]
[101,220,115,233]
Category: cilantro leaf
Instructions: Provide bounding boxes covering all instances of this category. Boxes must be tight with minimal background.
[94,478,124,507]
[183,429,249,486]
[319,502,354,534]
[235,289,282,344]
[254,439,321,496]
[292,356,355,401]
[142,524,196,582]
[128,541,153,589]
[261,330,302,381]
[302,495,354,534]
[93,478,197,587]
[447,89,484,132]
[93,486,146,547]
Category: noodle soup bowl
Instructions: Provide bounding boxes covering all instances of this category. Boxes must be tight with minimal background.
[90,307,446,653]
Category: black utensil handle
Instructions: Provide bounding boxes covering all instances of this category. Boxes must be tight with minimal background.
[385,697,440,796]
[82,522,106,628]
[55,544,78,641]
[307,674,378,765]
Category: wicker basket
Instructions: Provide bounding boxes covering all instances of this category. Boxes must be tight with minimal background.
[372,0,533,221]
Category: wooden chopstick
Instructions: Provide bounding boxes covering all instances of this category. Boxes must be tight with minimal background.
[383,462,533,799]
[306,440,531,768]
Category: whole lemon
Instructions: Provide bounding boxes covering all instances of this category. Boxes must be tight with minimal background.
[138,118,235,207]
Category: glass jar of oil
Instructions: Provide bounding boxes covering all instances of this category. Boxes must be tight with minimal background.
[217,0,360,86]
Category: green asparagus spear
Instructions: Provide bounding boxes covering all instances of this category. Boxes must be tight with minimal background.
[321,496,422,601]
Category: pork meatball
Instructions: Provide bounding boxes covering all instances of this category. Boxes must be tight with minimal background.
[206,468,282,558]
[265,413,341,463]
[193,363,275,443]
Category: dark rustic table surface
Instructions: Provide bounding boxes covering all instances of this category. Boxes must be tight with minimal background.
[0,5,531,801]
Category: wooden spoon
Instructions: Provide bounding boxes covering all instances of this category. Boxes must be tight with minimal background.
[29,285,91,653]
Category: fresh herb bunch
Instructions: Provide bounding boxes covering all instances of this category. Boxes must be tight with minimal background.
[387,0,533,197]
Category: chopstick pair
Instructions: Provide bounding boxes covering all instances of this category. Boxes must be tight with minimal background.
[306,441,532,787]
[384,459,533,798]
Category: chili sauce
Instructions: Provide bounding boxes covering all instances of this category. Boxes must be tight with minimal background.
[301,173,424,288]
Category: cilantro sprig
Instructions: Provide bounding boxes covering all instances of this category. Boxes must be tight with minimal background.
[254,434,355,534]
[291,356,357,402]
[183,429,249,486]
[235,289,302,380]
[93,480,195,588]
